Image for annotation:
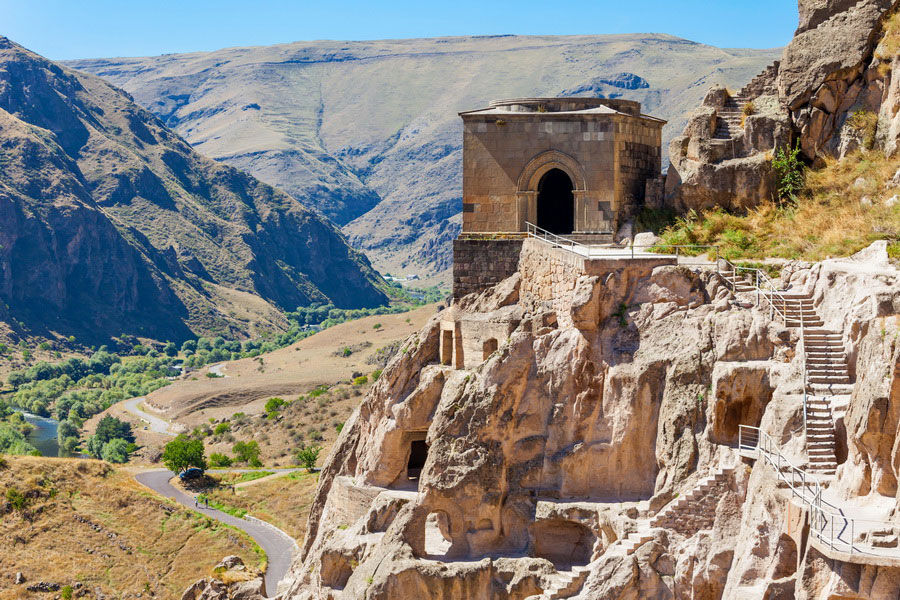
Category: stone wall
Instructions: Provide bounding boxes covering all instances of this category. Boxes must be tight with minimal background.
[517,238,675,328]
[452,237,524,300]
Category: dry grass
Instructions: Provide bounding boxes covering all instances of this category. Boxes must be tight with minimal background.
[877,10,900,60]
[104,305,437,467]
[204,471,319,541]
[0,457,261,599]
[659,150,900,261]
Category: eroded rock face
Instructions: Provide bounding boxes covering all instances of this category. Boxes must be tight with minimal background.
[667,0,900,208]
[280,243,816,600]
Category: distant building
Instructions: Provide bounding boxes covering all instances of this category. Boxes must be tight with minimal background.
[453,98,665,299]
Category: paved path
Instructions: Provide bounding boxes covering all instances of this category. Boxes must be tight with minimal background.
[135,470,297,597]
[123,397,175,436]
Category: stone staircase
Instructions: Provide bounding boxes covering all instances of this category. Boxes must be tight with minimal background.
[805,396,839,477]
[712,60,780,141]
[777,294,849,477]
[528,565,593,600]
[713,94,749,140]
[613,465,735,556]
[720,267,756,292]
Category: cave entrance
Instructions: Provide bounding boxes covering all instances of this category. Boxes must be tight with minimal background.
[532,519,596,569]
[407,438,429,483]
[536,168,575,235]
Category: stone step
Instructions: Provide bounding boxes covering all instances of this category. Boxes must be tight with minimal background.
[809,376,852,384]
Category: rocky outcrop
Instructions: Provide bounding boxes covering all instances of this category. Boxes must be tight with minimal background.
[248,239,900,600]
[0,37,387,343]
[277,240,825,599]
[667,0,900,209]
[181,556,266,600]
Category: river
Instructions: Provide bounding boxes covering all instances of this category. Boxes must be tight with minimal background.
[16,410,63,457]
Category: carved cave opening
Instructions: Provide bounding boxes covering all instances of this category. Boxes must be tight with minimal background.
[532,519,596,568]
[536,168,574,235]
[407,438,429,482]
[441,330,453,366]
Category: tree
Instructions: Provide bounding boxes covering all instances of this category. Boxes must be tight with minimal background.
[162,435,207,472]
[296,445,322,472]
[97,416,134,442]
[101,438,131,463]
[232,440,261,467]
[264,397,286,415]
[163,342,178,357]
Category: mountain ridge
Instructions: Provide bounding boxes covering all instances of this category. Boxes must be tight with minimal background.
[0,36,388,344]
[68,34,783,283]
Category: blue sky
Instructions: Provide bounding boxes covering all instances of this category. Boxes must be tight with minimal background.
[2,0,797,60]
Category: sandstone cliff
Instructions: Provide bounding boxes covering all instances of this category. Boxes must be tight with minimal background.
[667,0,900,211]
[0,37,388,343]
[247,238,900,600]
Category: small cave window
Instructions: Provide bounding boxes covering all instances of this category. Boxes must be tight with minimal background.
[407,439,429,481]
[482,338,498,360]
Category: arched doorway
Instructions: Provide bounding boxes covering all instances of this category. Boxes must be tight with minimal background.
[536,168,574,235]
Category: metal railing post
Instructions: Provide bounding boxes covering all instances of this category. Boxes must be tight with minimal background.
[851,519,854,554]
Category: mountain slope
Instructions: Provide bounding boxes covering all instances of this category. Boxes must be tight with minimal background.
[70,34,783,282]
[0,37,387,344]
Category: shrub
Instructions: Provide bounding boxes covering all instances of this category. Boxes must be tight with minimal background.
[61,586,73,600]
[353,375,368,386]
[100,438,131,463]
[264,397,286,414]
[372,323,382,330]
[296,445,322,472]
[772,143,805,206]
[847,110,879,150]
[371,369,382,382]
[162,435,207,472]
[233,440,261,467]
[209,452,233,468]
[213,422,231,435]
[5,487,28,511]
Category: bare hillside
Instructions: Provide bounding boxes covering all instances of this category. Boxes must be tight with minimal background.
[69,35,782,282]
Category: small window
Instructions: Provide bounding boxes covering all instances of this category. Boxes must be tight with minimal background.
[482,338,498,360]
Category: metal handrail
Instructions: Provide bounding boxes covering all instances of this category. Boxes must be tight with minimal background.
[739,425,900,557]
[719,259,790,324]
[525,222,720,264]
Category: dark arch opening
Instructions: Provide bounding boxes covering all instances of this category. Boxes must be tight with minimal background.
[407,439,429,481]
[536,168,575,235]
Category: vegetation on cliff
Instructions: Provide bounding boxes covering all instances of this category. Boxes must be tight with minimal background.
[657,149,900,261]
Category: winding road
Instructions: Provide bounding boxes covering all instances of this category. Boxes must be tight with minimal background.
[135,470,297,597]
[123,397,174,436]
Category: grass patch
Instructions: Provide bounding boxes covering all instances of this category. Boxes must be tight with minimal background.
[212,471,274,485]
[658,150,900,262]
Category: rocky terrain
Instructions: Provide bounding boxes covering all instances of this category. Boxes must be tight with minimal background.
[273,234,900,599]
[666,0,900,211]
[68,35,781,282]
[0,37,387,346]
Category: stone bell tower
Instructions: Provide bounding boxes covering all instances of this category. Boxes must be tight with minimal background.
[452,97,665,299]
